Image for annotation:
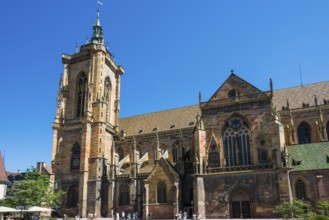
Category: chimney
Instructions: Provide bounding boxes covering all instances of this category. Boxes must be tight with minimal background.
[36,162,45,172]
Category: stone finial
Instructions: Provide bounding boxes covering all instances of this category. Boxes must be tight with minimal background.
[196,114,205,130]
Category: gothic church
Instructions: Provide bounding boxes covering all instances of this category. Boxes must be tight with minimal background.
[51,9,329,219]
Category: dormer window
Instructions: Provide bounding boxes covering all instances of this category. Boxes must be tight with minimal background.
[228,89,236,98]
[292,159,302,166]
[170,124,175,129]
[138,129,144,134]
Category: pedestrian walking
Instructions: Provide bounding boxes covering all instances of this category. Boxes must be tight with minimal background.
[183,209,187,220]
[122,210,125,220]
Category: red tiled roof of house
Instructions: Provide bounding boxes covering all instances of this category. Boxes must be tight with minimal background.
[0,151,8,183]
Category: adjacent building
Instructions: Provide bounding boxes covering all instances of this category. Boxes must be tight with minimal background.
[0,151,8,200]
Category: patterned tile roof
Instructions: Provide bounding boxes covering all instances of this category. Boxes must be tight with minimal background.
[272,81,329,110]
[287,142,329,171]
[119,105,201,136]
[119,80,329,137]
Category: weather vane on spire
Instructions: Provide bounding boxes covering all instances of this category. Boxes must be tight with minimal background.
[91,0,104,44]
[97,1,103,11]
[95,1,102,27]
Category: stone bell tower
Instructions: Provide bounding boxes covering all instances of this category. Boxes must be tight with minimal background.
[51,7,124,218]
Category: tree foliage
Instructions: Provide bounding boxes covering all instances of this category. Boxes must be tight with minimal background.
[4,168,64,208]
[273,199,310,219]
[317,200,329,216]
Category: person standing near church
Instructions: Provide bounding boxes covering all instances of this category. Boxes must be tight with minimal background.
[183,209,187,220]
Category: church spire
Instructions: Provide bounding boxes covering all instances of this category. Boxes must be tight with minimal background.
[90,2,104,45]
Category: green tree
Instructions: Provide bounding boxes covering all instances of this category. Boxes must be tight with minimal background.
[317,200,329,216]
[4,168,64,208]
[273,199,310,219]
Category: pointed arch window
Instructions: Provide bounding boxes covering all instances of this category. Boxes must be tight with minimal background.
[189,184,193,205]
[298,122,311,144]
[157,181,167,203]
[223,117,251,167]
[71,143,80,170]
[77,73,87,117]
[295,179,306,200]
[258,149,268,163]
[258,140,268,163]
[117,148,124,161]
[119,184,130,206]
[67,185,78,207]
[208,145,219,167]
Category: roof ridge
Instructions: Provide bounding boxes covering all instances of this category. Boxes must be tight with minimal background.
[274,80,329,92]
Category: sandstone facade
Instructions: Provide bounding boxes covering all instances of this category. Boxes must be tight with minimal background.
[51,12,329,219]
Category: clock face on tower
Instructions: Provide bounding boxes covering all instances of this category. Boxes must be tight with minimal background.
[72,158,80,169]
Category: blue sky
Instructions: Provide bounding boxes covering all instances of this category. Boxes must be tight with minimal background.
[0,0,328,172]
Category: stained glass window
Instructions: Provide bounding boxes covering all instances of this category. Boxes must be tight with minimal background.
[298,122,311,144]
[295,179,306,200]
[208,145,219,167]
[224,117,251,167]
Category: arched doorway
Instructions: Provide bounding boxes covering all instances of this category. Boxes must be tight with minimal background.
[230,190,251,218]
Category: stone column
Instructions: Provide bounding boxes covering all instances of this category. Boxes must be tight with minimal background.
[193,177,205,218]
[174,182,179,217]
[144,182,149,218]
[79,122,91,217]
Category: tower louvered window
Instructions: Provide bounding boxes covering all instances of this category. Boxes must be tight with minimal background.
[77,73,87,117]
[223,117,251,167]
[297,122,311,144]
